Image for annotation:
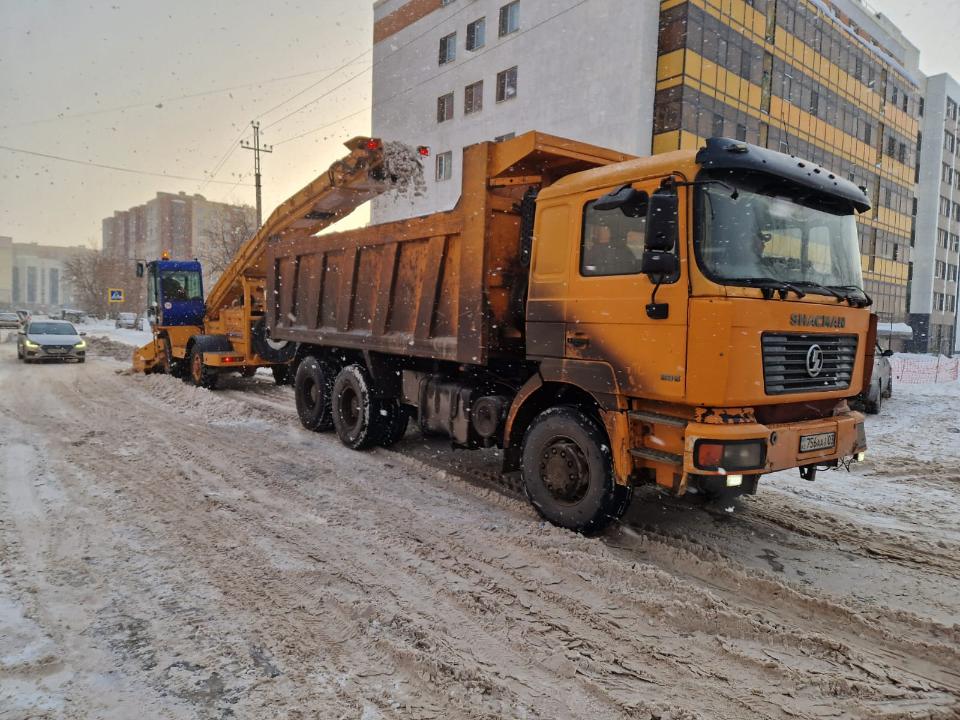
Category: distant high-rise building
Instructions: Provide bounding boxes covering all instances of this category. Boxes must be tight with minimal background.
[102,192,255,289]
[911,72,960,354]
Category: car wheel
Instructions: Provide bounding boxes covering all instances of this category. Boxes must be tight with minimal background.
[294,356,335,432]
[331,364,387,450]
[521,406,631,534]
[864,387,882,414]
[78,357,86,364]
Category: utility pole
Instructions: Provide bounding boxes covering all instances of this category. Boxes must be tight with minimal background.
[241,121,273,228]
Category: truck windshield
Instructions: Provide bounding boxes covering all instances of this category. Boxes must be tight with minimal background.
[695,175,864,297]
[160,270,203,301]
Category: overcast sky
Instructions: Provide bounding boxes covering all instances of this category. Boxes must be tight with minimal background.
[1,0,958,249]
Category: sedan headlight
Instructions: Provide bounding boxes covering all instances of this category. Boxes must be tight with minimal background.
[24,339,39,349]
[74,340,86,349]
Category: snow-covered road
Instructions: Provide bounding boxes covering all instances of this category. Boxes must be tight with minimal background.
[1,329,959,719]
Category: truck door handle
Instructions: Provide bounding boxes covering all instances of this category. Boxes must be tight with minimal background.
[566,333,590,348]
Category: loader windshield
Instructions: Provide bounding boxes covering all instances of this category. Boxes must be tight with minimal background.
[160,270,203,302]
[695,172,864,298]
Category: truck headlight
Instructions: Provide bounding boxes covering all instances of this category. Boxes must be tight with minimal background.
[694,440,766,471]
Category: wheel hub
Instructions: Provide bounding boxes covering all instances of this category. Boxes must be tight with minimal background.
[539,438,590,504]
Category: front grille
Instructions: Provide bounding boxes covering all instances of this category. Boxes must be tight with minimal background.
[762,333,858,395]
[43,345,75,353]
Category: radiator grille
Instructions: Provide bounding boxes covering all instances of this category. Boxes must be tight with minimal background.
[761,333,858,395]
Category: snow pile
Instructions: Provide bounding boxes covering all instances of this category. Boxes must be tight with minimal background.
[382,141,426,199]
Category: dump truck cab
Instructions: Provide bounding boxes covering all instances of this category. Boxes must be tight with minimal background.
[523,137,871,502]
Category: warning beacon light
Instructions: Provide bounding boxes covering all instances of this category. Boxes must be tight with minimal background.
[417,146,431,157]
[366,138,382,151]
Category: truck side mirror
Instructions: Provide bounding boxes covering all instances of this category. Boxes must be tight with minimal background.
[645,189,679,252]
[136,262,145,278]
[641,250,679,276]
[594,185,648,217]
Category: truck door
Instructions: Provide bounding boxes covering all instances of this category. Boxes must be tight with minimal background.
[564,180,688,402]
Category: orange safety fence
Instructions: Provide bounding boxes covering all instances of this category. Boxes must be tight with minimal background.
[890,354,960,384]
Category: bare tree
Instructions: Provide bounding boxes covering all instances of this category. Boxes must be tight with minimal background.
[64,245,139,318]
[196,204,256,287]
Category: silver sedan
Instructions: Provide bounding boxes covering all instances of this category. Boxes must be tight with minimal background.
[17,320,87,363]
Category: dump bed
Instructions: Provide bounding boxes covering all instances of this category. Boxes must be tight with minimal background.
[266,132,632,365]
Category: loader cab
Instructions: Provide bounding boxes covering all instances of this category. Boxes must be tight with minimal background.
[145,260,205,327]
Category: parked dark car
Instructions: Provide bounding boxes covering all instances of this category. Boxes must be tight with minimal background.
[0,312,21,329]
[17,320,87,363]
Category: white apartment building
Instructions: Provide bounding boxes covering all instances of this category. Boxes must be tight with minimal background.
[0,237,83,313]
[371,0,660,223]
[911,72,960,354]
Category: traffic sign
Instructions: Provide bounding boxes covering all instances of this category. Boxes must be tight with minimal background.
[108,288,125,303]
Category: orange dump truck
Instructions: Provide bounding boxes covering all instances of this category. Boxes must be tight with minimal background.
[268,132,875,532]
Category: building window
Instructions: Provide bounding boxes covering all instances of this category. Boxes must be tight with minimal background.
[437,92,454,123]
[466,17,485,51]
[26,266,37,303]
[11,266,19,303]
[948,97,958,121]
[436,151,453,182]
[946,131,955,154]
[496,66,518,102]
[494,132,516,142]
[49,268,59,305]
[809,90,819,117]
[438,32,456,65]
[898,142,906,165]
[442,0,456,5]
[464,80,483,115]
[736,123,747,141]
[499,1,520,37]
[862,121,872,146]
[886,135,896,157]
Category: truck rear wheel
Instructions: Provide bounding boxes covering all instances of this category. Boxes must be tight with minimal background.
[189,347,219,389]
[378,400,409,447]
[331,364,387,450]
[520,406,630,534]
[294,357,335,432]
[271,365,292,385]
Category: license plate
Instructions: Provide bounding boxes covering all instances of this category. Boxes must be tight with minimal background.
[47,348,64,354]
[799,432,835,453]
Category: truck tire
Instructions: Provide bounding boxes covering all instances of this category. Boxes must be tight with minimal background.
[252,317,296,363]
[331,364,387,450]
[294,356,335,432]
[520,406,631,534]
[378,399,409,447]
[189,346,219,389]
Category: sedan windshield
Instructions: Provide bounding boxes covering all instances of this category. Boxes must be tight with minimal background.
[29,322,77,335]
[696,174,864,295]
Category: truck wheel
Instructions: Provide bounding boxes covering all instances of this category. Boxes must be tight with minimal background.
[252,317,296,363]
[378,400,409,447]
[272,365,292,385]
[294,357,335,432]
[331,364,386,450]
[521,406,631,534]
[189,347,219,389]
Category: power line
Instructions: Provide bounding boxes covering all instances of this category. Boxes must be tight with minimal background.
[0,64,364,130]
[262,1,479,132]
[0,144,254,186]
[258,52,372,121]
[273,0,591,147]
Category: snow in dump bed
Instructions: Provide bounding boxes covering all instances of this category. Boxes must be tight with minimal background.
[382,141,426,199]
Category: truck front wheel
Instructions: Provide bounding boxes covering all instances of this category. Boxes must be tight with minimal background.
[295,357,335,432]
[521,407,630,534]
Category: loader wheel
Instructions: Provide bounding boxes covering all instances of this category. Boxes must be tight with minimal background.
[162,338,186,379]
[378,399,410,448]
[295,356,335,432]
[189,347,219,389]
[331,364,387,450]
[272,365,292,385]
[520,407,631,534]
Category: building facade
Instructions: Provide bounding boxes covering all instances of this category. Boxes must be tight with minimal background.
[370,0,936,331]
[370,0,661,223]
[910,72,960,354]
[102,193,255,289]
[0,236,84,313]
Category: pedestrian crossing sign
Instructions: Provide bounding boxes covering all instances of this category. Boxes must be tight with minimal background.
[108,288,124,303]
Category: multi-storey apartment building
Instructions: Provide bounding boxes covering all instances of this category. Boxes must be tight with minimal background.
[102,192,255,287]
[371,0,928,329]
[911,73,960,354]
[0,236,83,312]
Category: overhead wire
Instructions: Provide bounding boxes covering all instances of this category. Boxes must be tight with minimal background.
[0,144,254,186]
[272,0,592,147]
